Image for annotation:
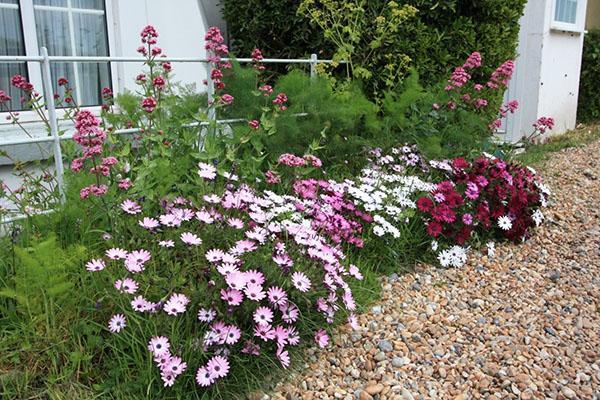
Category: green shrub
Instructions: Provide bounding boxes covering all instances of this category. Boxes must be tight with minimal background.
[578,29,600,122]
[222,0,526,96]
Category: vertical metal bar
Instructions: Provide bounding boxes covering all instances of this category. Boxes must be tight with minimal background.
[40,47,66,203]
[310,53,317,79]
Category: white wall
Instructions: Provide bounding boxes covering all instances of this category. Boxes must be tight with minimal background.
[505,0,588,141]
[110,0,208,93]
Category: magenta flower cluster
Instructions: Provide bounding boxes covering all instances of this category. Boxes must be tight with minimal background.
[71,110,116,199]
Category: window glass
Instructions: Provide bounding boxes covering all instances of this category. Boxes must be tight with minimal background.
[0,1,28,111]
[34,0,69,6]
[33,0,110,106]
[72,0,104,10]
[554,0,578,24]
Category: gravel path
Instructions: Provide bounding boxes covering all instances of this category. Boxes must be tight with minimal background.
[268,140,600,400]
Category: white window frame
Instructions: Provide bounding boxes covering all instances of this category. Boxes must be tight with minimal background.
[550,0,587,33]
[0,0,117,125]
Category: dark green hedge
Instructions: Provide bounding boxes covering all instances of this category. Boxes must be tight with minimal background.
[578,29,600,123]
[219,0,333,60]
[220,0,527,87]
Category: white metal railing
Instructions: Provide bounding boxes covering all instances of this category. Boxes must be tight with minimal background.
[0,47,343,224]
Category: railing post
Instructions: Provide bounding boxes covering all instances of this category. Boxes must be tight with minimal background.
[40,47,65,203]
[310,53,318,79]
[203,60,216,150]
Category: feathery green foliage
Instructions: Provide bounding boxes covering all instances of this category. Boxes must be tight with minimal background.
[0,235,86,318]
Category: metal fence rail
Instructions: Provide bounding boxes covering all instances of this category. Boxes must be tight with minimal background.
[0,48,342,223]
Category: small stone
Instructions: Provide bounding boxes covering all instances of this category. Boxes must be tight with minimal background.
[358,391,373,400]
[561,386,577,399]
[374,351,386,362]
[364,384,384,395]
[471,299,485,308]
[378,340,393,352]
[401,389,415,400]
[371,305,382,315]
[392,356,410,367]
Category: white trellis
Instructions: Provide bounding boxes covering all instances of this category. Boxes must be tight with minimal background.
[0,48,341,223]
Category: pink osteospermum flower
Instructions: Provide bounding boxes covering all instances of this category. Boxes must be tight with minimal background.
[148,336,170,356]
[267,286,288,306]
[253,306,273,326]
[225,271,248,290]
[198,307,216,323]
[315,329,329,348]
[221,253,240,264]
[291,271,311,292]
[131,295,152,312]
[227,217,244,229]
[108,314,126,333]
[163,356,187,376]
[205,248,225,263]
[203,194,221,204]
[348,264,363,280]
[244,283,266,301]
[180,232,202,246]
[254,323,276,341]
[280,303,300,324]
[206,355,230,379]
[120,199,142,214]
[198,162,217,180]
[224,324,241,345]
[139,217,160,229]
[106,247,128,260]
[125,249,151,273]
[220,288,243,306]
[114,277,139,294]
[217,263,239,275]
[245,269,265,286]
[196,367,214,387]
[86,259,105,272]
[277,347,291,369]
[159,213,181,227]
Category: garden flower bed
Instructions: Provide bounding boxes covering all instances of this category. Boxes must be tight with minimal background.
[0,25,558,399]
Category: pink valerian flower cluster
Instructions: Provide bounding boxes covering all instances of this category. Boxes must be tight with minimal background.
[0,90,11,104]
[71,110,117,199]
[11,74,34,93]
[533,116,555,134]
[487,60,515,89]
[204,26,233,104]
[251,48,265,72]
[419,154,550,266]
[272,92,289,111]
[135,26,172,113]
[87,169,364,388]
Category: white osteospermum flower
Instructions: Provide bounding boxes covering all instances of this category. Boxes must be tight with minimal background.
[532,209,544,227]
[437,250,452,268]
[497,216,513,231]
[372,226,386,237]
[431,240,439,251]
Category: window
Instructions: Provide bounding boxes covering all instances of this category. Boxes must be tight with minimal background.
[551,0,586,32]
[0,0,111,112]
[33,0,110,106]
[0,0,28,110]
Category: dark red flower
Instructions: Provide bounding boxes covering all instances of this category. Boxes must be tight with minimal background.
[417,197,434,213]
[427,221,442,237]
